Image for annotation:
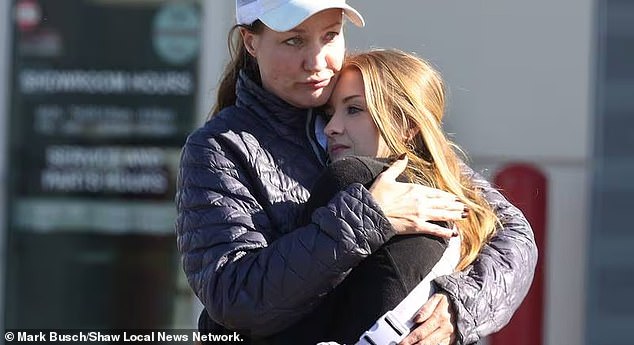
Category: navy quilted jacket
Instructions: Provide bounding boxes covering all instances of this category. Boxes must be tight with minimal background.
[175,72,537,344]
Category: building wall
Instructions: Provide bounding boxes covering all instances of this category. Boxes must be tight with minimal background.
[197,1,235,125]
[345,0,593,161]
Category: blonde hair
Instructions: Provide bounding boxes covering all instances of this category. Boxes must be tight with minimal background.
[343,49,498,270]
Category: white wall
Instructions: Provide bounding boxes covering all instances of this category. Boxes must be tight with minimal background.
[345,0,593,161]
[345,1,593,344]
[197,1,236,125]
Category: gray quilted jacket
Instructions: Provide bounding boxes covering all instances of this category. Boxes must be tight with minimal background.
[175,72,537,344]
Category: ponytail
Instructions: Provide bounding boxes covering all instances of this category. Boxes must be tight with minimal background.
[210,21,263,117]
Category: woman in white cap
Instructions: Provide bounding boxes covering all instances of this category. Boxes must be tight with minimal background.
[175,1,537,344]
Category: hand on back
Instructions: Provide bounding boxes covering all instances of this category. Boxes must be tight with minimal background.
[370,156,465,238]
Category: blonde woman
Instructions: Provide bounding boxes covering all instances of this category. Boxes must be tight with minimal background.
[273,49,511,344]
[325,49,499,272]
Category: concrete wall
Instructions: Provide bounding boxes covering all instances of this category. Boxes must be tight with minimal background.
[345,0,593,162]
[197,1,235,125]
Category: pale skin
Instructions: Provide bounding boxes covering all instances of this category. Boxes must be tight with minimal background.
[242,9,458,344]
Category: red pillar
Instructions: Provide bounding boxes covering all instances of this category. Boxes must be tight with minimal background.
[489,163,546,345]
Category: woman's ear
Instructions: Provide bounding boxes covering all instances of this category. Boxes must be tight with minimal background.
[240,27,257,57]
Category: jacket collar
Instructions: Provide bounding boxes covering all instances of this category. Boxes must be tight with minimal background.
[235,71,309,129]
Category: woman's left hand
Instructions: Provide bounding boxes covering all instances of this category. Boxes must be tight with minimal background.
[399,293,457,345]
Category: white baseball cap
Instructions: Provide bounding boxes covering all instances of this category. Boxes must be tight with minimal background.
[236,0,365,32]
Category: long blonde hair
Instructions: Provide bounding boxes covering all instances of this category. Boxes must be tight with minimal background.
[344,49,498,270]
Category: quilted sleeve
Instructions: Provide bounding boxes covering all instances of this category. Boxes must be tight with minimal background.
[433,166,538,344]
[175,132,395,337]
